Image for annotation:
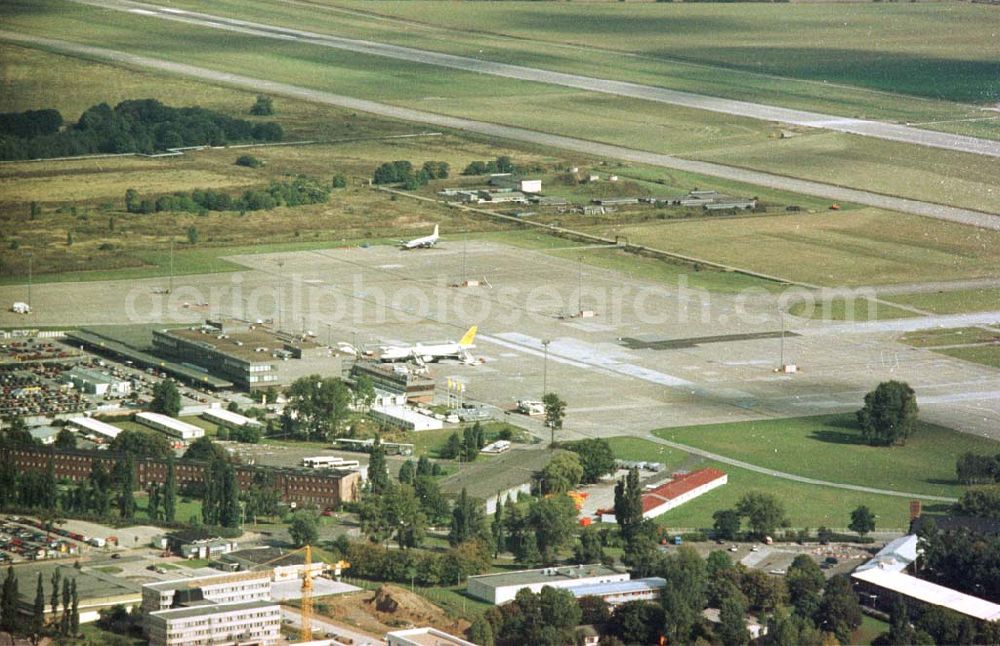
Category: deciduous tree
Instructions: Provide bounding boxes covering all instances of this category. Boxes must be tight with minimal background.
[857,380,919,446]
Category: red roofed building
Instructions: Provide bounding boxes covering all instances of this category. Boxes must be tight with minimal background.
[599,468,728,523]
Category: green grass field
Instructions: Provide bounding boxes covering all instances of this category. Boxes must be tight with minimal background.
[652,414,998,499]
[164,0,1000,123]
[899,326,1000,369]
[3,0,998,217]
[901,327,1000,348]
[606,437,933,531]
[936,344,1000,370]
[787,297,917,321]
[887,287,1000,315]
[587,209,1000,287]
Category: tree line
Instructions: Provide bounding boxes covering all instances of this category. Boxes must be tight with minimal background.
[372,159,450,190]
[0,99,283,161]
[124,174,330,215]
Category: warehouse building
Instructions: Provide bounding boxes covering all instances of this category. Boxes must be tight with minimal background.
[12,561,141,624]
[136,411,205,441]
[369,404,444,431]
[600,468,728,522]
[201,406,263,432]
[852,567,1000,623]
[64,367,132,397]
[152,319,344,391]
[67,416,122,441]
[467,565,628,605]
[146,600,281,646]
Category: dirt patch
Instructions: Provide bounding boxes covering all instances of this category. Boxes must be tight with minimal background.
[315,585,470,637]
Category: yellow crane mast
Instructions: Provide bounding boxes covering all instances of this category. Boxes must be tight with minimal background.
[300,544,313,642]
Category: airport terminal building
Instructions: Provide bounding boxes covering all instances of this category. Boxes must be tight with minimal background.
[152,319,344,391]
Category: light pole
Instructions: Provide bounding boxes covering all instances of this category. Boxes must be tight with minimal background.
[25,253,33,310]
[541,339,551,398]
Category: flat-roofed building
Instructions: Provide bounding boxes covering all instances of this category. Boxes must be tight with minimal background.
[467,565,628,605]
[852,567,1000,623]
[202,407,263,431]
[352,361,435,404]
[600,468,727,522]
[136,412,204,441]
[567,577,666,607]
[65,367,131,396]
[218,547,330,582]
[152,319,343,392]
[67,416,122,441]
[146,600,280,646]
[370,405,443,431]
[386,627,477,646]
[142,571,272,617]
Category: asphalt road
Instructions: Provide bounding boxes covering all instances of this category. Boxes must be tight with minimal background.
[73,0,1000,159]
[3,31,999,230]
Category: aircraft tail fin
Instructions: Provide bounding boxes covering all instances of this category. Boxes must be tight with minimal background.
[433,224,439,237]
[459,325,478,347]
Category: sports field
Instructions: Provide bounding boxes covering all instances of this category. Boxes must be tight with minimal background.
[587,209,1000,287]
[3,0,999,216]
[651,414,999,499]
[606,437,934,531]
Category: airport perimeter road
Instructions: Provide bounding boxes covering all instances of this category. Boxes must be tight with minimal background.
[4,32,999,229]
[72,0,1000,159]
[642,434,959,503]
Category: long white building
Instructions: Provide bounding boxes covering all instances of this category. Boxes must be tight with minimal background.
[136,411,205,441]
[467,565,628,605]
[202,407,263,431]
[146,600,280,646]
[67,416,122,441]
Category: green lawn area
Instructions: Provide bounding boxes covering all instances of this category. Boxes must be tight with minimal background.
[4,0,998,222]
[606,437,939,531]
[170,0,999,118]
[178,558,211,568]
[78,623,145,646]
[936,344,1000,370]
[135,491,203,526]
[788,297,917,321]
[588,210,1000,287]
[888,287,1000,315]
[854,615,890,646]
[94,565,123,574]
[900,327,1000,348]
[652,414,999,499]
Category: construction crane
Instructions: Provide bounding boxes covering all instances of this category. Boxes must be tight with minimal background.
[301,544,313,642]
[248,544,351,643]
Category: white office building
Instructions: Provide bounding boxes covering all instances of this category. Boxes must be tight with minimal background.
[142,571,272,617]
[136,411,205,441]
[146,600,280,646]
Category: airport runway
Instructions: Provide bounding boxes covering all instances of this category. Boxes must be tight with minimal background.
[3,31,998,229]
[71,0,1000,159]
[4,241,999,441]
